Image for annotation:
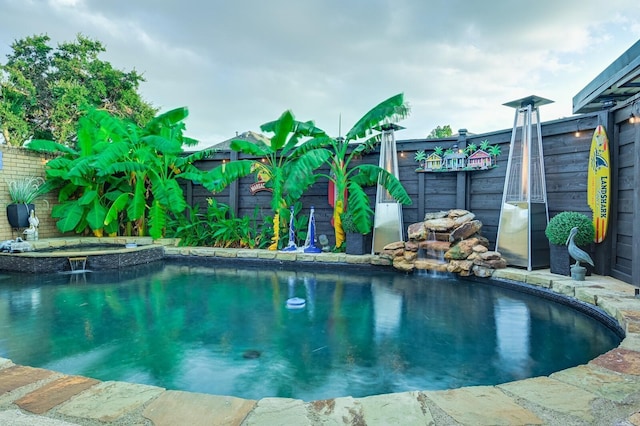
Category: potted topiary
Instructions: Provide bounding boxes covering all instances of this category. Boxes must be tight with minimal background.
[6,176,48,228]
[545,211,595,276]
[341,210,373,255]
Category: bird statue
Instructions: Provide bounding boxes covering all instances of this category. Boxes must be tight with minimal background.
[566,227,594,268]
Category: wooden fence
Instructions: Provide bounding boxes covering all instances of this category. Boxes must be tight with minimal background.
[186,110,639,286]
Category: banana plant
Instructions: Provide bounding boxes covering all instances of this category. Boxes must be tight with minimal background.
[27,109,127,236]
[202,110,331,250]
[314,93,412,249]
[28,107,213,238]
[99,107,214,238]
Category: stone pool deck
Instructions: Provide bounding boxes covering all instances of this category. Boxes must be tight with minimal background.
[0,244,639,425]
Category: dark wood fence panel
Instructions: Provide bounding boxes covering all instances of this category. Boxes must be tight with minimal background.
[186,111,639,285]
[611,108,638,283]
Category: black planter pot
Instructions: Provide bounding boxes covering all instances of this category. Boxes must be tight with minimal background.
[549,243,571,276]
[549,242,593,276]
[346,232,373,255]
[7,203,34,228]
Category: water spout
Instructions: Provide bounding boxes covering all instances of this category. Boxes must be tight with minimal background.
[68,256,88,273]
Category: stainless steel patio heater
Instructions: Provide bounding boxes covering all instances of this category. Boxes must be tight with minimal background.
[496,95,552,270]
[372,124,404,253]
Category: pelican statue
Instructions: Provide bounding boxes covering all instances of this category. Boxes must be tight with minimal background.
[566,227,594,268]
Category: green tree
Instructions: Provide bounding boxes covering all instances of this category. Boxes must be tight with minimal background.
[203,110,331,250]
[317,93,412,248]
[0,34,156,146]
[27,107,212,239]
[428,125,453,139]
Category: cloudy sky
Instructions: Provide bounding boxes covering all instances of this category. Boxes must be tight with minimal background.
[1,0,639,147]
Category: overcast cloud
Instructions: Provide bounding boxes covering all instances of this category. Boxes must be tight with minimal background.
[1,0,639,147]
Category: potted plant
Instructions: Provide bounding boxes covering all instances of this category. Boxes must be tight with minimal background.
[6,176,48,228]
[341,210,372,255]
[545,211,595,276]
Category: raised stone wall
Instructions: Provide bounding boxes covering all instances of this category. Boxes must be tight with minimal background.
[0,146,61,241]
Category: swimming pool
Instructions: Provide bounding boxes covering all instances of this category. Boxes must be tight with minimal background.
[0,260,621,401]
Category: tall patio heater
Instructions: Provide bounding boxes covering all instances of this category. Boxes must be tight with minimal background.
[496,95,552,270]
[372,124,404,253]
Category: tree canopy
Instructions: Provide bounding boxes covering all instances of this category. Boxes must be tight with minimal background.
[428,124,453,139]
[0,34,156,146]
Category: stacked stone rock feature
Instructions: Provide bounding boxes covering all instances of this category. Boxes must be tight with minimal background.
[381,209,507,277]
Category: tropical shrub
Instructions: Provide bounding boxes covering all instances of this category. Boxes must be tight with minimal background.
[202,110,330,250]
[315,93,412,248]
[27,107,214,238]
[168,198,272,248]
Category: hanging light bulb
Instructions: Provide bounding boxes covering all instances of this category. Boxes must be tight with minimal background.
[574,121,581,137]
[630,113,637,124]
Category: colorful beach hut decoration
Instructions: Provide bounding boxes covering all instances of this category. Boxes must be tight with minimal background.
[414,140,501,172]
[467,149,492,169]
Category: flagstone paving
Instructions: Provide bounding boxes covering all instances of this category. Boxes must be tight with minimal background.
[0,245,639,425]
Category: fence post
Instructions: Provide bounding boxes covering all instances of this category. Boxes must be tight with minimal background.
[456,129,468,209]
[229,150,240,217]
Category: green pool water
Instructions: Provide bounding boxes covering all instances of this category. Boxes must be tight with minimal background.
[0,261,621,401]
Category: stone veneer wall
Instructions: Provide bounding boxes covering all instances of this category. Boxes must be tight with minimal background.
[0,145,61,241]
[379,209,508,277]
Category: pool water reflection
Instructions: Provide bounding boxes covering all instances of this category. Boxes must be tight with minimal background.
[0,261,621,401]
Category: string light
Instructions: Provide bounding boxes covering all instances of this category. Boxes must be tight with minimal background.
[574,120,581,137]
[630,113,637,124]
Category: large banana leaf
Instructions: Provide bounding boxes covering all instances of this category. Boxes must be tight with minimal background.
[230,140,270,157]
[86,199,107,232]
[201,160,255,192]
[145,107,189,131]
[345,93,409,141]
[141,135,183,155]
[261,110,295,151]
[350,164,412,205]
[283,149,331,201]
[26,139,78,155]
[77,189,98,206]
[52,203,84,233]
[346,182,375,234]
[148,200,166,239]
[104,192,130,226]
[128,177,147,221]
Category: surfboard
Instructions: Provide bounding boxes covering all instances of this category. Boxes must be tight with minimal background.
[587,125,610,243]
